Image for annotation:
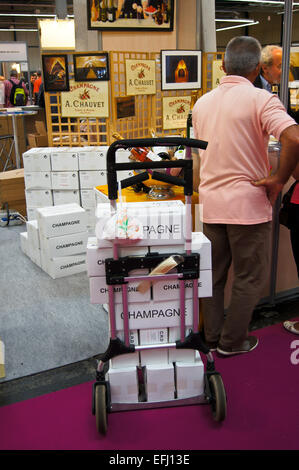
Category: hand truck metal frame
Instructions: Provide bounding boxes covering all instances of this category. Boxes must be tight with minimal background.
[91,137,227,434]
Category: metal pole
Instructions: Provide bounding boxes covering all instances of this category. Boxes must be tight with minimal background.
[269,0,293,308]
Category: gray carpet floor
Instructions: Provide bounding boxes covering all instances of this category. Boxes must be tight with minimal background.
[0,223,108,382]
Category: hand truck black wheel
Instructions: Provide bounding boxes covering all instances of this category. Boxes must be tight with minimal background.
[95,384,108,435]
[208,373,227,422]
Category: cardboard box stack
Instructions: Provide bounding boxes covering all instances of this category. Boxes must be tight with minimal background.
[0,168,26,217]
[22,146,134,235]
[27,121,48,148]
[87,200,212,404]
[20,203,88,278]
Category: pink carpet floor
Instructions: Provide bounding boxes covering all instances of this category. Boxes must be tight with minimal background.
[1,320,299,451]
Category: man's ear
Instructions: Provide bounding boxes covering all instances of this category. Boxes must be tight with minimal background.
[222,58,227,74]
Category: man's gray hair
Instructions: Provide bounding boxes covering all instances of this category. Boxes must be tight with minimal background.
[224,36,262,77]
[261,45,282,66]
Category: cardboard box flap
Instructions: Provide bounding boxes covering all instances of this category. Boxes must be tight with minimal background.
[35,121,46,135]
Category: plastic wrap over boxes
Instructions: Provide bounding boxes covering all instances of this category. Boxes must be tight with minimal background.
[20,203,88,279]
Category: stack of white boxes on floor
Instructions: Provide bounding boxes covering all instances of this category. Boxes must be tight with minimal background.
[87,200,212,404]
[20,203,88,278]
[23,146,134,236]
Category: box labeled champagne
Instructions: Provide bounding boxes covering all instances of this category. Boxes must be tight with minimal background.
[40,231,88,258]
[139,328,168,366]
[111,298,193,331]
[86,237,148,277]
[37,204,87,238]
[152,269,213,301]
[89,270,150,304]
[95,200,186,247]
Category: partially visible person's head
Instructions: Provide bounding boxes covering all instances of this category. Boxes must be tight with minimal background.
[36,70,42,77]
[10,69,18,78]
[260,45,282,84]
[223,36,262,78]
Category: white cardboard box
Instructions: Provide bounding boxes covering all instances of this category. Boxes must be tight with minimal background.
[29,246,42,268]
[78,146,109,171]
[95,200,186,247]
[108,367,139,404]
[145,364,175,402]
[20,231,28,255]
[168,326,195,364]
[24,172,52,190]
[37,204,87,238]
[86,237,149,277]
[25,189,53,208]
[51,171,79,190]
[148,232,212,271]
[175,352,204,399]
[27,207,38,221]
[52,190,81,206]
[51,150,79,171]
[109,329,140,369]
[40,231,88,258]
[89,270,150,304]
[79,170,107,189]
[41,252,87,279]
[22,148,52,172]
[139,328,168,366]
[111,298,193,331]
[26,219,40,250]
[80,189,96,208]
[152,269,213,301]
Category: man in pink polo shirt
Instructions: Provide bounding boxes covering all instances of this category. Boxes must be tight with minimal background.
[191,36,299,355]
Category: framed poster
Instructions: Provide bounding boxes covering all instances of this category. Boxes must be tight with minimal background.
[74,53,109,81]
[116,96,135,119]
[87,0,174,32]
[162,95,191,130]
[161,50,202,91]
[61,80,109,118]
[212,59,225,89]
[125,59,156,95]
[42,54,69,92]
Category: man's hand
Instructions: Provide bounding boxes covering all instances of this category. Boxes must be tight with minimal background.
[251,175,284,206]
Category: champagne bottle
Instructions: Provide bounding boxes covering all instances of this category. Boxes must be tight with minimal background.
[112,132,162,162]
[101,0,108,22]
[107,0,116,22]
[91,0,99,21]
[187,91,198,139]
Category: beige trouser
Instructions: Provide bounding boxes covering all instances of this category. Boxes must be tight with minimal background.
[202,222,272,348]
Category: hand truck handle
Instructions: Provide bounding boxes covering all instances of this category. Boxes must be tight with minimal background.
[106,137,208,200]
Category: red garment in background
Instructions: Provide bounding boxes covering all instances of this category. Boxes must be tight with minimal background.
[33,76,42,95]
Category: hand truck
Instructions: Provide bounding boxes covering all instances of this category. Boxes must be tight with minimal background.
[92,137,227,435]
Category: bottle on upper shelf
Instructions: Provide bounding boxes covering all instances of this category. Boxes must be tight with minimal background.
[112,131,165,163]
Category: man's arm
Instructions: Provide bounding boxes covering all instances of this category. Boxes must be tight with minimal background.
[252,124,299,205]
[292,160,299,180]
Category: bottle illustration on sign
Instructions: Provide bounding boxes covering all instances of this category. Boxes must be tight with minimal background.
[107,0,116,22]
[177,104,185,114]
[101,0,108,22]
[91,0,99,21]
[79,90,90,100]
[174,59,189,83]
